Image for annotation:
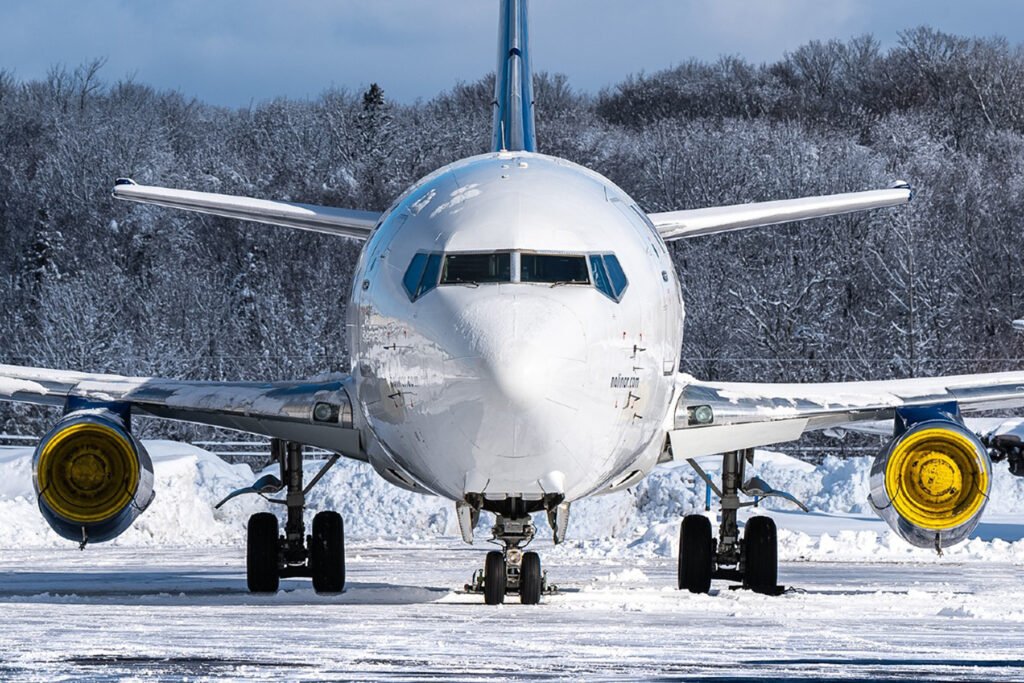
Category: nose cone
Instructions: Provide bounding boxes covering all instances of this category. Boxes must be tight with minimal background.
[442,290,592,490]
[462,294,587,407]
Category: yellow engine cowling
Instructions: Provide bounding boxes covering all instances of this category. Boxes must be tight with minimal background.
[32,408,155,544]
[869,419,991,549]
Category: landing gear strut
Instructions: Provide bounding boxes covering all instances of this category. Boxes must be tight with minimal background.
[224,439,345,594]
[680,449,804,596]
[466,498,557,604]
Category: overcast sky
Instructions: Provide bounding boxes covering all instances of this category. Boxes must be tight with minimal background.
[2,1,1024,107]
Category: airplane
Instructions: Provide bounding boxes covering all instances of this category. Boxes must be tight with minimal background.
[3,0,1024,605]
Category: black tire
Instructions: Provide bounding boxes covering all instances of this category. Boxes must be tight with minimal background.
[484,550,506,605]
[247,512,280,594]
[743,516,778,594]
[678,514,713,594]
[311,511,346,594]
[519,551,542,605]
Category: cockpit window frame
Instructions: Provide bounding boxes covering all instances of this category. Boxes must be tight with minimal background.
[402,249,628,303]
[402,250,443,301]
[439,251,513,287]
[589,253,629,302]
[518,251,592,286]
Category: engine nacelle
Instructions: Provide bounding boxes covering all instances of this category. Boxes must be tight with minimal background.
[869,414,991,549]
[32,407,155,544]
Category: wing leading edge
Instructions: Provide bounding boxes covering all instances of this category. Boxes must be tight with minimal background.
[649,182,912,242]
[112,179,379,240]
[0,364,365,460]
[669,371,1024,459]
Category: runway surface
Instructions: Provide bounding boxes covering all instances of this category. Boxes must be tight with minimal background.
[1,542,1022,681]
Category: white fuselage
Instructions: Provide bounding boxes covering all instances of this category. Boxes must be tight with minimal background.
[348,152,684,504]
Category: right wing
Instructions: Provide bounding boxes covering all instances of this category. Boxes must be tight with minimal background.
[0,364,365,460]
[669,371,1024,459]
[112,179,379,240]
[649,182,912,242]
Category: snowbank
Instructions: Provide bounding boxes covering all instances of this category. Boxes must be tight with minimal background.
[559,450,1024,564]
[1,441,1023,564]
[0,441,460,549]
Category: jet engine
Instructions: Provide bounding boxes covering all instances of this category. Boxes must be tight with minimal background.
[32,407,155,545]
[869,409,990,550]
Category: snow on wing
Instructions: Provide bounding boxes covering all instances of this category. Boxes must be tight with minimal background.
[670,371,1024,459]
[0,364,365,459]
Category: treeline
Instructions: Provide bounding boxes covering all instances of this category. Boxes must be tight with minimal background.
[2,28,1024,436]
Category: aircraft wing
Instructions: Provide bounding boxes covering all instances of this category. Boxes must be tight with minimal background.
[112,179,379,240]
[0,364,365,460]
[668,371,1024,459]
[648,182,912,242]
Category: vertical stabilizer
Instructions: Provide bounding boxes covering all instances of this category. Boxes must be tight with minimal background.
[492,0,536,152]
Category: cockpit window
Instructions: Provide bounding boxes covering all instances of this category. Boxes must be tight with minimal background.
[402,252,443,300]
[590,254,628,301]
[520,254,589,284]
[603,254,628,296]
[403,250,625,302]
[441,252,511,285]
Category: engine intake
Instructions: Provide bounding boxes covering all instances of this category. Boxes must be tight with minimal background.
[32,407,155,544]
[869,415,990,549]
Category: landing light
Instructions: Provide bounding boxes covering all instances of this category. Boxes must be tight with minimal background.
[689,405,714,426]
[313,402,336,423]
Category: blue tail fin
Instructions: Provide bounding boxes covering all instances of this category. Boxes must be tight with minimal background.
[491,0,536,153]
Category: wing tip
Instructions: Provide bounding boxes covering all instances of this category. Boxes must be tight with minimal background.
[890,179,914,201]
[112,178,137,197]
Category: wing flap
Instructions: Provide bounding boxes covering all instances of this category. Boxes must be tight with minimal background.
[112,179,379,240]
[650,183,912,241]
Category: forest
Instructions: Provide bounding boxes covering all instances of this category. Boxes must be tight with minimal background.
[3,27,1024,438]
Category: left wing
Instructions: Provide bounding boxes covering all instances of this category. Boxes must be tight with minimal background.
[0,364,365,459]
[669,371,1024,459]
[649,182,912,242]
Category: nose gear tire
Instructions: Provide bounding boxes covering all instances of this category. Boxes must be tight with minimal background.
[520,551,542,604]
[484,550,507,605]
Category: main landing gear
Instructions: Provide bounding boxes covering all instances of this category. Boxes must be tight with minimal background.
[465,497,563,605]
[679,448,806,596]
[217,439,345,594]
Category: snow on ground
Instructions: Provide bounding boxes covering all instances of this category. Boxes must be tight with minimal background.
[1,544,1024,680]
[3,440,1024,563]
[2,442,1024,679]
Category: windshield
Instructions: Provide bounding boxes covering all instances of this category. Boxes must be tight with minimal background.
[520,254,589,284]
[441,253,511,284]
[590,254,629,301]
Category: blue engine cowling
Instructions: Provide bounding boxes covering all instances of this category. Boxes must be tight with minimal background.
[32,407,155,544]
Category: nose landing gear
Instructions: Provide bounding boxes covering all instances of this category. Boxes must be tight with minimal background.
[466,509,556,604]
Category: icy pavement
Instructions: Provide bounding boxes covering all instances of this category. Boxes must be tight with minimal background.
[1,543,1023,681]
